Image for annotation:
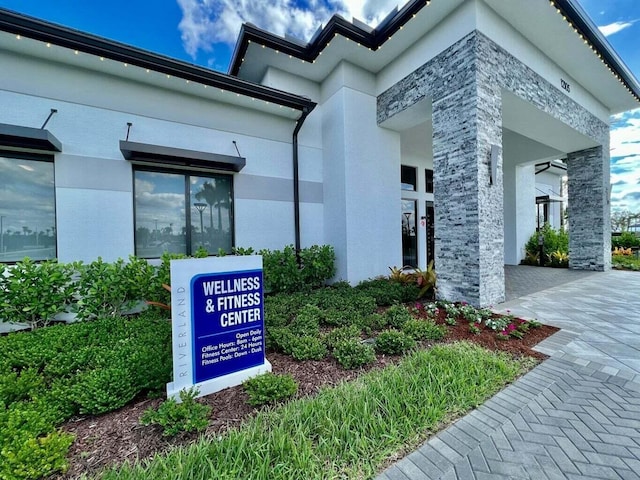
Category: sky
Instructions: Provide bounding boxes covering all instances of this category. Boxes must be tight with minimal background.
[0,0,638,213]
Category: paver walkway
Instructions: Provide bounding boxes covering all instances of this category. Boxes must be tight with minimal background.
[377,269,640,480]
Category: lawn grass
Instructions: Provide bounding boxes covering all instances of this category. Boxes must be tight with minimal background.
[100,342,533,480]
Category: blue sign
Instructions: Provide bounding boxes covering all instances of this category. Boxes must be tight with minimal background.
[190,269,265,384]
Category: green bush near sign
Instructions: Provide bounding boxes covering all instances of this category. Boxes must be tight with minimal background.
[0,244,337,329]
[141,388,211,437]
[0,312,171,479]
[242,373,298,406]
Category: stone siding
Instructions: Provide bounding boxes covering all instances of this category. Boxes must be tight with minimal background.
[567,146,612,270]
[377,31,609,306]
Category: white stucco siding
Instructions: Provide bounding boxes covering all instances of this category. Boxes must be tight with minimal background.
[377,1,477,95]
[503,163,536,265]
[321,62,400,283]
[0,52,324,263]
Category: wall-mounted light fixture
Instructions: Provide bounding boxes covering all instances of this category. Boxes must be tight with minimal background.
[490,144,500,185]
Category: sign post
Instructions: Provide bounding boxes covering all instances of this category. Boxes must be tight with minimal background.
[166,255,271,400]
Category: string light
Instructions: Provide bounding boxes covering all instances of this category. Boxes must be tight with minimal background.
[549,0,639,102]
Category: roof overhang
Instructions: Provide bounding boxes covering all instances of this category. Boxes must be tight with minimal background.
[120,140,246,172]
[230,0,640,113]
[0,122,62,152]
[0,8,315,117]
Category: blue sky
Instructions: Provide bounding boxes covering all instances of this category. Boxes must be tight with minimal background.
[1,0,638,212]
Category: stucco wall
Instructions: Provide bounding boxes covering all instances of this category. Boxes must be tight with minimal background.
[0,52,324,263]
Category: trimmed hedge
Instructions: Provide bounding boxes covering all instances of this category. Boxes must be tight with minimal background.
[0,312,172,479]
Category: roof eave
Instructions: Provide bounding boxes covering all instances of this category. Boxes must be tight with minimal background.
[0,8,316,113]
[229,0,640,106]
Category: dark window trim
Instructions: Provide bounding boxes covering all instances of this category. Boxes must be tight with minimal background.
[132,165,235,258]
[121,141,246,173]
[401,164,417,192]
[425,169,434,194]
[0,152,57,263]
[0,123,62,153]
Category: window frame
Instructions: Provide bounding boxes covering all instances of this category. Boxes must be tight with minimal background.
[132,165,235,258]
[0,150,57,263]
[401,165,417,192]
[425,169,434,194]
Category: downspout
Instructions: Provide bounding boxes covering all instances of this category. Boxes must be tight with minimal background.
[292,105,313,261]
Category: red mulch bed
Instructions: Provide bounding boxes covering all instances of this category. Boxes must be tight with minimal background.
[55,311,558,479]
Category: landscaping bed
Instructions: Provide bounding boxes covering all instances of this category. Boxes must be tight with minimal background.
[54,305,557,479]
[1,261,558,480]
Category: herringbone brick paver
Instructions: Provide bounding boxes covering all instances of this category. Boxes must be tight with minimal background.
[378,357,640,479]
[377,270,640,479]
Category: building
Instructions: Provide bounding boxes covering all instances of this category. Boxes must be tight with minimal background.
[1,0,639,306]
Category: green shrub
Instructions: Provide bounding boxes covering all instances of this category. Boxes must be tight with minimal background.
[0,368,43,405]
[0,400,74,480]
[524,224,569,264]
[75,256,156,319]
[402,319,446,341]
[322,325,362,350]
[264,293,307,328]
[73,363,138,415]
[141,388,211,437]
[299,245,336,288]
[288,304,322,337]
[287,336,327,361]
[612,231,640,249]
[355,278,420,306]
[260,245,336,294]
[265,326,295,352]
[243,373,298,406]
[612,254,640,271]
[316,291,377,327]
[375,330,416,355]
[357,313,388,335]
[0,258,75,329]
[332,339,376,369]
[385,304,413,329]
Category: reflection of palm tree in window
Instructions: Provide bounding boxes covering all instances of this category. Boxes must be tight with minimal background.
[195,180,228,233]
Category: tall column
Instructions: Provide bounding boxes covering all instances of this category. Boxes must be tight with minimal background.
[322,62,401,283]
[566,146,611,270]
[432,64,504,307]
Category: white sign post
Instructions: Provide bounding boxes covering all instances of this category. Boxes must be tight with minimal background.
[166,255,271,400]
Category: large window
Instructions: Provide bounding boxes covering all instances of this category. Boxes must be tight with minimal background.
[134,168,233,258]
[0,154,56,262]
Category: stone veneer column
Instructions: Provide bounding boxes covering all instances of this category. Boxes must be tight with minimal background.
[432,50,505,307]
[566,146,611,270]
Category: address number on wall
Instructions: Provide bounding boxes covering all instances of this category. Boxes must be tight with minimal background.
[560,79,571,93]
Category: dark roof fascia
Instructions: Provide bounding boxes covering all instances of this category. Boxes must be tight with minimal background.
[120,140,246,172]
[229,0,640,104]
[0,8,316,112]
[0,122,62,152]
[229,0,424,76]
[554,0,640,102]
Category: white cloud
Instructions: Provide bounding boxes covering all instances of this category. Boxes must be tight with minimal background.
[598,20,637,37]
[176,0,409,59]
[611,108,640,212]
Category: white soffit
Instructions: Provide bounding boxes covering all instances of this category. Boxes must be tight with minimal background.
[0,31,301,120]
[236,0,466,84]
[484,0,638,113]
